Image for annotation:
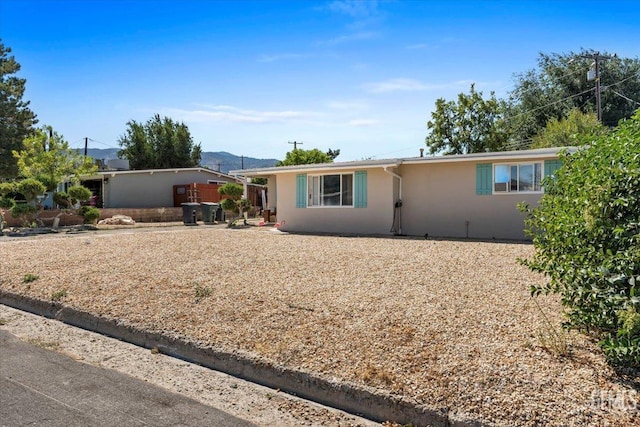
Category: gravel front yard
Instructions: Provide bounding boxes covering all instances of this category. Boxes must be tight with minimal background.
[1,226,638,426]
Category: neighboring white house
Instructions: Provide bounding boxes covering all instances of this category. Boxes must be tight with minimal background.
[81,168,241,208]
[231,147,573,240]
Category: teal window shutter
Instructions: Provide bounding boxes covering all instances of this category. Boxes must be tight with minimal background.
[476,163,492,195]
[544,159,562,178]
[354,171,367,208]
[296,174,307,208]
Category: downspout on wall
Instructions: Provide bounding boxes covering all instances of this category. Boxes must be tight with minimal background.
[383,166,403,235]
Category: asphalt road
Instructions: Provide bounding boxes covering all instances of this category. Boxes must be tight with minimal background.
[0,329,256,427]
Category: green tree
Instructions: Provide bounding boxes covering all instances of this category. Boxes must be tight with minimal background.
[10,178,46,226]
[326,148,341,160]
[276,148,333,166]
[218,182,250,226]
[118,114,202,169]
[0,40,38,179]
[531,109,608,149]
[0,182,16,231]
[507,49,640,143]
[520,109,640,367]
[13,126,97,191]
[425,83,508,155]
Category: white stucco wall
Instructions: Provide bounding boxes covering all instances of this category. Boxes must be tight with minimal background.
[277,168,396,235]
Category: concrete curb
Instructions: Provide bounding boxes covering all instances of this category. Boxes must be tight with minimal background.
[1,290,483,427]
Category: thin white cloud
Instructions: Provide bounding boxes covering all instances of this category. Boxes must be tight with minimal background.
[257,53,311,63]
[318,30,379,46]
[165,105,317,124]
[315,0,383,46]
[325,0,379,18]
[347,119,378,127]
[405,43,430,50]
[363,78,477,94]
[327,99,370,110]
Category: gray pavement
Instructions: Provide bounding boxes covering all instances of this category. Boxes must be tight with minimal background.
[0,329,255,427]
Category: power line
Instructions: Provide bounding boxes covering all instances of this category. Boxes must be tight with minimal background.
[88,138,119,149]
[507,86,596,121]
[610,89,640,106]
[508,71,640,123]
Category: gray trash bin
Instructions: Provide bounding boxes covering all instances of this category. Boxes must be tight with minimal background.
[200,202,218,225]
[181,202,200,225]
[215,205,225,222]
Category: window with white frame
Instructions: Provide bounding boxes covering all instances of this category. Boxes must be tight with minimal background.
[493,162,542,193]
[308,174,353,207]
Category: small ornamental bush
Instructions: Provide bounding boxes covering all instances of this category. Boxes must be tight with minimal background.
[218,182,251,225]
[520,110,640,367]
[67,185,92,205]
[10,202,37,226]
[78,205,100,224]
[53,191,71,208]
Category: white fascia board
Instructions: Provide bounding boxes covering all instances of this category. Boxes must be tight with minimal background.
[231,160,401,176]
[95,168,238,180]
[401,147,578,165]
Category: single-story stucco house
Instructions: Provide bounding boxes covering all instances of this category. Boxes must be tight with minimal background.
[231,147,574,240]
[80,167,243,208]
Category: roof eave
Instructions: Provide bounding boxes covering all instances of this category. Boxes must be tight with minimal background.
[230,160,402,176]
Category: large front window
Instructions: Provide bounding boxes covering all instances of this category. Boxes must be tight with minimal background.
[308,174,353,206]
[494,163,542,193]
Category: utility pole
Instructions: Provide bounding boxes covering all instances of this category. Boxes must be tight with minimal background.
[84,137,88,156]
[241,155,244,169]
[583,51,617,123]
[288,140,303,150]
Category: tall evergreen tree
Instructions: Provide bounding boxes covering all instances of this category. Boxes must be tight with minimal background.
[0,40,38,179]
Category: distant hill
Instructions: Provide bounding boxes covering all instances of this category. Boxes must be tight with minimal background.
[83,148,278,174]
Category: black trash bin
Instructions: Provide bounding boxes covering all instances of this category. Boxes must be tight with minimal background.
[181,202,200,225]
[215,205,225,222]
[200,202,218,225]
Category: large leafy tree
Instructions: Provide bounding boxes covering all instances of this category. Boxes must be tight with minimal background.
[530,108,608,149]
[118,114,202,169]
[520,109,640,367]
[507,49,640,143]
[425,84,508,155]
[0,40,38,180]
[276,148,334,166]
[13,126,97,191]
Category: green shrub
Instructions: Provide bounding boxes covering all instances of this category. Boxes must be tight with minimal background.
[194,283,212,301]
[520,110,640,367]
[68,185,91,204]
[0,196,15,209]
[51,289,67,301]
[10,202,37,226]
[22,273,39,283]
[0,182,16,198]
[218,183,251,225]
[53,191,71,208]
[78,206,100,224]
[16,178,46,203]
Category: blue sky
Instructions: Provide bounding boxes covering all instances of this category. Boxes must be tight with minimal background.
[2,0,639,162]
